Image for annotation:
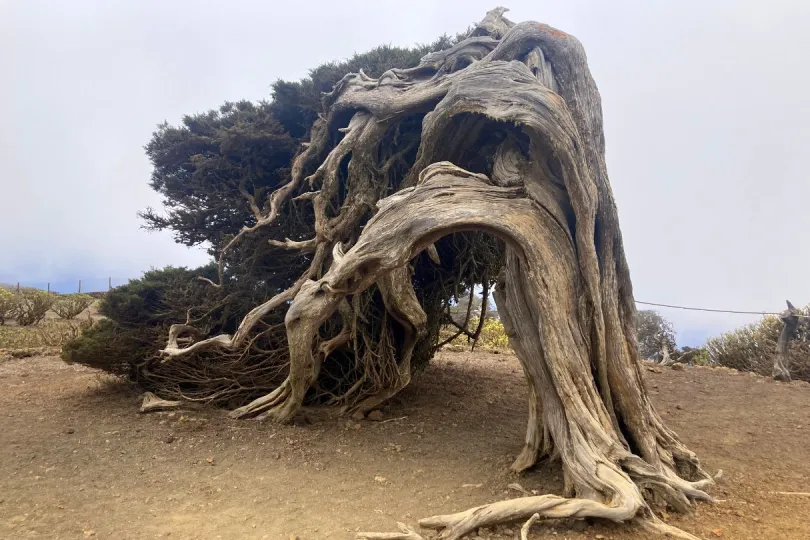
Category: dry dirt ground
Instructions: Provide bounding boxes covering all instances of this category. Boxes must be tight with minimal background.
[1,351,809,540]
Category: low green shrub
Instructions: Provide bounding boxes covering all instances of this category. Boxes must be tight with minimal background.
[14,288,55,326]
[61,264,232,378]
[52,294,96,320]
[0,288,16,326]
[706,305,810,381]
[0,318,94,350]
[440,316,510,351]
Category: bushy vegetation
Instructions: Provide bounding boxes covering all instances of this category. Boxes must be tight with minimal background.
[61,265,298,404]
[678,346,710,366]
[0,287,94,352]
[0,318,94,351]
[63,265,226,375]
[52,294,95,320]
[440,316,510,352]
[706,306,810,381]
[0,288,16,326]
[13,288,55,326]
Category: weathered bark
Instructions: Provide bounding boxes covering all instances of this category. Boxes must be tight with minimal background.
[773,300,799,381]
[139,392,182,413]
[357,523,425,540]
[659,343,675,366]
[160,7,715,537]
[284,160,712,538]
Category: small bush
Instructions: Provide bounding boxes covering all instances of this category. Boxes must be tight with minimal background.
[14,289,55,326]
[0,318,94,350]
[0,288,16,325]
[676,346,709,366]
[440,316,510,351]
[62,264,228,377]
[62,318,143,376]
[52,294,95,320]
[706,305,810,381]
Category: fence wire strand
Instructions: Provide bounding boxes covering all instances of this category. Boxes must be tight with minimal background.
[635,300,810,318]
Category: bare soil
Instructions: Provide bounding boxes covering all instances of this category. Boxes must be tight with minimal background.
[1,351,809,540]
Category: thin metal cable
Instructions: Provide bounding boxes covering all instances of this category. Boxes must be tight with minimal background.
[635,300,810,318]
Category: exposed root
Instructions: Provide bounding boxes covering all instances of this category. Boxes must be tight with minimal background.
[637,516,701,540]
[419,493,634,540]
[139,392,182,413]
[357,522,425,540]
[227,378,295,422]
[417,488,705,540]
[520,513,540,540]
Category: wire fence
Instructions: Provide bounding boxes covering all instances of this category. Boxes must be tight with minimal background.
[2,277,806,318]
[1,277,130,295]
[635,300,810,319]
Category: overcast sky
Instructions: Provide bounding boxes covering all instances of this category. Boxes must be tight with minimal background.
[2,0,808,345]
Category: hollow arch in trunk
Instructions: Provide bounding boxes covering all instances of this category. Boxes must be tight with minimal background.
[283,162,713,539]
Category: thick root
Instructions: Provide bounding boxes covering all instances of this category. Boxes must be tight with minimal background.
[510,385,555,473]
[227,379,298,422]
[139,392,182,413]
[416,459,714,540]
[419,493,638,540]
[638,517,702,540]
[418,491,703,540]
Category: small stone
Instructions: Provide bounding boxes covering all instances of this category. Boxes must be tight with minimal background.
[502,528,514,536]
[163,434,176,444]
[671,363,685,371]
[83,530,96,538]
[206,457,215,465]
[351,410,365,421]
[711,528,724,537]
[595,535,606,540]
[675,404,683,410]
[569,519,587,532]
[65,428,75,435]
[367,410,384,421]
[374,475,387,483]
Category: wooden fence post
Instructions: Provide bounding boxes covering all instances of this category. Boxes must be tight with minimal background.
[773,300,799,382]
[78,280,82,294]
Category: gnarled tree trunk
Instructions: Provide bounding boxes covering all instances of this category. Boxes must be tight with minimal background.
[773,300,799,381]
[161,7,715,537]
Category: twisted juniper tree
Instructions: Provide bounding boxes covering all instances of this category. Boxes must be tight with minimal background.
[149,7,715,538]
